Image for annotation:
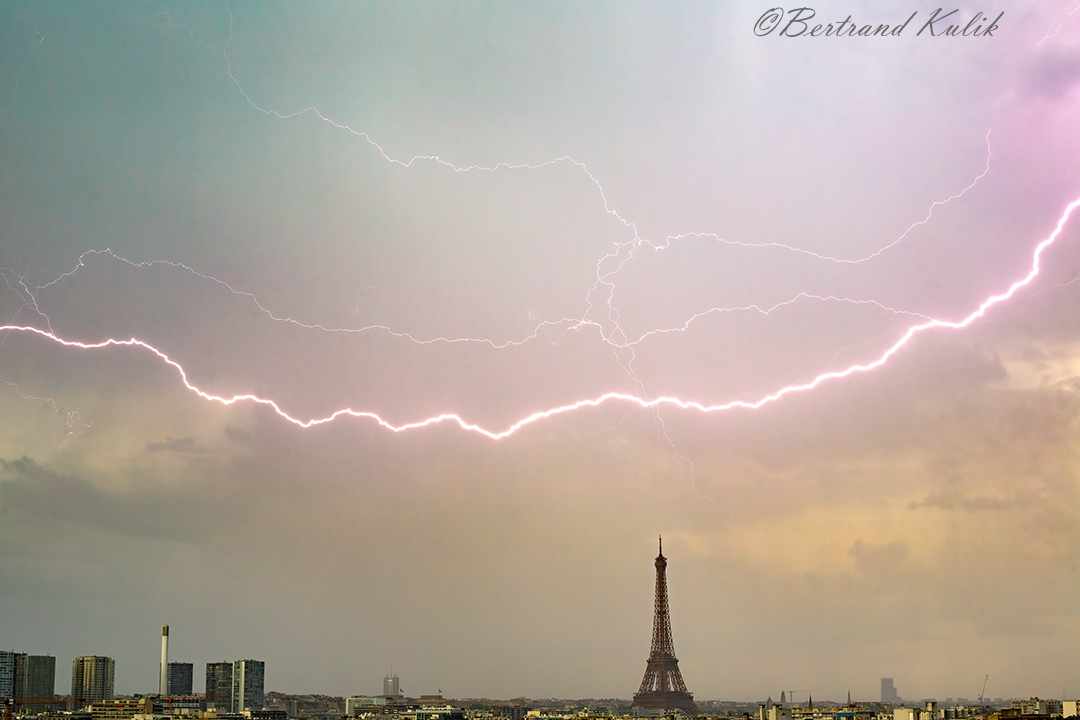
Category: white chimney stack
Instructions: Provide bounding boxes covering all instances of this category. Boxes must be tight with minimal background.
[160,625,169,696]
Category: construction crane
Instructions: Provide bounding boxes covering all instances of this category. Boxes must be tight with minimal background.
[978,675,989,705]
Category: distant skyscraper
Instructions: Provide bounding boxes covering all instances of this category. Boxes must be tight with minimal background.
[231,660,264,712]
[382,674,400,698]
[881,678,899,704]
[0,651,18,699]
[205,662,233,710]
[167,663,194,696]
[71,656,114,702]
[17,655,56,698]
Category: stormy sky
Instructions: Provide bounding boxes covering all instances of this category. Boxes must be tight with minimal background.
[2,0,1080,704]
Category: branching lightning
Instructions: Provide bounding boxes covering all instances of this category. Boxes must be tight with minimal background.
[0,377,91,451]
[2,0,1078,462]
[2,193,1077,441]
[638,130,993,265]
[1036,0,1080,46]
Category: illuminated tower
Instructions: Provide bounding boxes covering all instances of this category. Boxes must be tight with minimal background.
[631,537,699,716]
[382,673,400,698]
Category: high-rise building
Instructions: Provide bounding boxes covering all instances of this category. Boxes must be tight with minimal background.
[1,651,55,710]
[382,674,400,698]
[231,660,264,712]
[881,679,900,704]
[0,651,19,699]
[205,663,233,710]
[17,654,56,708]
[167,663,193,696]
[631,537,699,716]
[72,656,115,702]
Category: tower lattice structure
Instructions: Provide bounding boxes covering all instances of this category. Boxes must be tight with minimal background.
[632,537,700,716]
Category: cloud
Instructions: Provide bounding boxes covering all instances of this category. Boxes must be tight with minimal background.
[224,424,254,445]
[0,456,223,542]
[1,456,104,519]
[145,435,207,454]
[847,538,909,577]
[908,489,1038,512]
[1024,49,1080,98]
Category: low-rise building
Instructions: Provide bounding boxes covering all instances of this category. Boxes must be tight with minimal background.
[415,706,464,720]
[90,699,154,720]
[346,698,387,716]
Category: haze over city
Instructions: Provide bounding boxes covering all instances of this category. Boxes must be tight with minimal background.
[2,0,1080,705]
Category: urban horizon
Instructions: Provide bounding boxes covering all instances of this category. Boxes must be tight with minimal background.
[3,646,1071,707]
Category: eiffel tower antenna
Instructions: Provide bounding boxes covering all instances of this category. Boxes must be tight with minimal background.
[631,536,699,716]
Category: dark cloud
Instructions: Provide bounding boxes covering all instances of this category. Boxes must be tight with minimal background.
[1024,49,1080,98]
[909,489,1038,512]
[0,456,221,541]
[224,424,253,445]
[848,539,909,577]
[146,435,206,454]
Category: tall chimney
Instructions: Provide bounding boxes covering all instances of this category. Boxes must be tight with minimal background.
[160,625,169,696]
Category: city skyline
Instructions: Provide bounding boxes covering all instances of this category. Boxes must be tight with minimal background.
[2,0,1080,703]
[0,643,1050,706]
[0,640,1065,706]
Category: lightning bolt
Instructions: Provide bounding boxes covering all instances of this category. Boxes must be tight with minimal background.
[0,377,92,452]
[1036,0,1080,46]
[2,194,1077,440]
[637,130,993,265]
[2,0,1073,493]
[6,0,996,365]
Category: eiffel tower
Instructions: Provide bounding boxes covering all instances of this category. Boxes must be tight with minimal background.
[631,536,700,716]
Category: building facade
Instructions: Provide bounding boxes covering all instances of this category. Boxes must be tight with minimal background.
[346,697,387,716]
[16,654,56,698]
[383,674,400,698]
[415,706,464,720]
[231,660,265,712]
[760,705,794,720]
[167,662,193,696]
[0,652,18,699]
[89,699,153,720]
[206,662,233,710]
[72,656,115,703]
[1,651,55,710]
[17,654,56,712]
